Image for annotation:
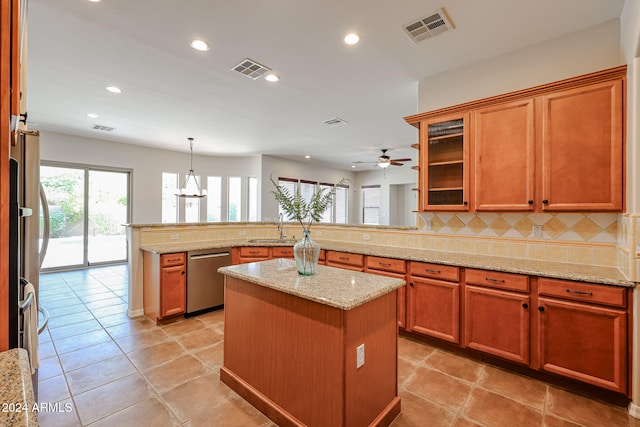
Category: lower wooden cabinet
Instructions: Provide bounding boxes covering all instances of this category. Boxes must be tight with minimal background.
[143,252,186,324]
[407,262,460,343]
[325,251,364,271]
[537,278,628,393]
[366,256,407,328]
[464,285,530,365]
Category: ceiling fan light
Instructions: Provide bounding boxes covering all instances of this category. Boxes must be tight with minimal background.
[378,162,391,169]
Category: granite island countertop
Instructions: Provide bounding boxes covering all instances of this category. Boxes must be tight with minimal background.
[218,258,405,310]
[140,239,634,288]
[0,349,37,427]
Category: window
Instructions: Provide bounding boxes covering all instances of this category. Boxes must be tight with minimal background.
[162,172,178,223]
[228,176,242,222]
[207,176,222,222]
[334,185,348,224]
[247,177,258,222]
[278,177,347,224]
[362,185,380,224]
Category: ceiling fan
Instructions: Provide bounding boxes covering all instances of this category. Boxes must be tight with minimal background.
[353,149,412,169]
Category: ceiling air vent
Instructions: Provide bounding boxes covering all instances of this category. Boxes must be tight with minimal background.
[231,58,271,80]
[323,117,348,126]
[403,8,454,43]
[91,124,115,132]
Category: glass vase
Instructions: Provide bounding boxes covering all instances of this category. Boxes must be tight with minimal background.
[293,230,320,276]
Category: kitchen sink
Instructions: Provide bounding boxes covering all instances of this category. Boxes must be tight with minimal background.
[247,238,295,244]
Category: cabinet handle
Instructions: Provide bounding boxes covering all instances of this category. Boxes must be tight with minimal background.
[542,199,549,204]
[463,201,468,205]
[425,268,441,274]
[339,256,349,261]
[522,303,528,309]
[409,282,414,287]
[485,277,505,284]
[538,306,545,312]
[566,289,593,296]
[527,200,534,205]
[181,271,185,275]
[379,262,391,267]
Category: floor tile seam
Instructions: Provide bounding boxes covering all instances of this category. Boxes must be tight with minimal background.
[43,361,84,426]
[50,334,114,358]
[400,389,460,419]
[59,345,126,374]
[74,375,157,426]
[472,382,548,414]
[49,325,110,348]
[414,358,482,388]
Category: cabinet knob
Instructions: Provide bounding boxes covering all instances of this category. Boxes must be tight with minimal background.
[538,306,545,312]
[463,201,468,205]
[527,200,534,205]
[409,282,414,287]
[542,199,549,204]
[181,271,185,275]
[522,303,528,309]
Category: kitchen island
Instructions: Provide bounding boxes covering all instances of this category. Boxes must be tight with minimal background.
[218,258,405,427]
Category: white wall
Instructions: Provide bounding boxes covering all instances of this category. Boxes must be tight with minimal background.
[39,131,261,223]
[418,19,623,112]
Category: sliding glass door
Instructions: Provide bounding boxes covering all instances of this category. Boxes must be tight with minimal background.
[40,163,131,270]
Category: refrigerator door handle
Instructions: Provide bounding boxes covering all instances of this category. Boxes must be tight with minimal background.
[39,183,50,269]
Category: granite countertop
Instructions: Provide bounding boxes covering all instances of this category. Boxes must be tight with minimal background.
[218,258,405,310]
[140,239,634,288]
[0,349,37,426]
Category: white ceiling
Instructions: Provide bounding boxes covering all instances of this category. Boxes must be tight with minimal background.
[26,0,625,170]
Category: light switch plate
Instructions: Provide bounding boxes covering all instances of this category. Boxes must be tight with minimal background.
[356,344,365,369]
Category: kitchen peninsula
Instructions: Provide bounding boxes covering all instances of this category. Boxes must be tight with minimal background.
[218,258,405,427]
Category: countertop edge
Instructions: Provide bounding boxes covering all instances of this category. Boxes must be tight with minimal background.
[138,240,634,288]
[219,260,405,310]
[0,349,37,427]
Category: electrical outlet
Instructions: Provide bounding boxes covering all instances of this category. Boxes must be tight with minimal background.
[532,225,542,238]
[239,230,247,236]
[170,233,180,240]
[363,233,371,241]
[356,344,365,369]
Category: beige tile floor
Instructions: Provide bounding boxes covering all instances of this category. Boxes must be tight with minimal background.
[36,265,640,427]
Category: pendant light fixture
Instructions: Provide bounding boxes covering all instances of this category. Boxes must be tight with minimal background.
[176,137,207,198]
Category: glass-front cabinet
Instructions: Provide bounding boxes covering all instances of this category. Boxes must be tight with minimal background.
[419,113,469,211]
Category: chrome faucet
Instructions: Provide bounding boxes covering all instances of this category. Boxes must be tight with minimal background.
[278,213,286,240]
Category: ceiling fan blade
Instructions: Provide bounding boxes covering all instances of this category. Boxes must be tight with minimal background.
[390,162,404,166]
[391,158,411,162]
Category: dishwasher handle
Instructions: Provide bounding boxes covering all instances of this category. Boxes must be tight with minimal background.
[190,252,230,260]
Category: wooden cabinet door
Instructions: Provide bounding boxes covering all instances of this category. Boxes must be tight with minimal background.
[420,113,470,211]
[540,80,623,211]
[474,99,535,211]
[160,265,186,318]
[408,277,460,344]
[538,297,626,393]
[464,285,529,364]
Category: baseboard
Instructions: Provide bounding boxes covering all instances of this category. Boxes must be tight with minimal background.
[127,309,144,318]
[628,402,640,419]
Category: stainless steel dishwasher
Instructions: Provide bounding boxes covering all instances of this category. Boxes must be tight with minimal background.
[186,248,231,316]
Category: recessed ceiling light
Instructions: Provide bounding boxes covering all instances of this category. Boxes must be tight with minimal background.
[190,39,210,51]
[305,155,311,159]
[344,33,360,45]
[264,73,279,82]
[106,86,122,94]
[86,113,99,118]
[88,0,101,3]
[352,165,356,168]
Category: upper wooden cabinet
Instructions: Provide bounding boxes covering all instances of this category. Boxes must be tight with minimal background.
[473,99,535,211]
[419,113,470,211]
[406,66,626,213]
[540,80,623,211]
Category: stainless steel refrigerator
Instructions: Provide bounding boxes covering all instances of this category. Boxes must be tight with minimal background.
[9,130,48,398]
